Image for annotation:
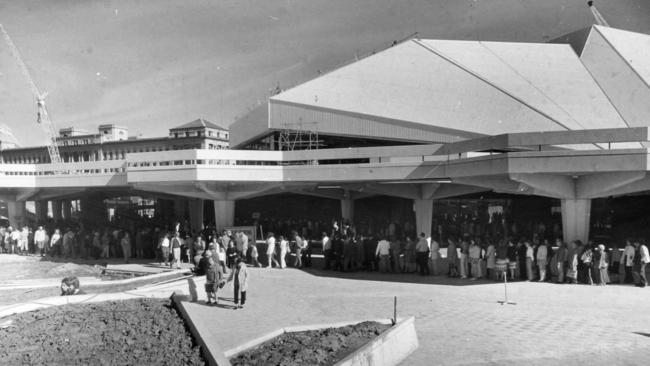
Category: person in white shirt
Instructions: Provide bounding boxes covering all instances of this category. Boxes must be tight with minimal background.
[525,241,535,281]
[265,233,279,268]
[375,236,391,273]
[279,235,289,269]
[322,233,332,270]
[34,226,47,257]
[159,233,170,266]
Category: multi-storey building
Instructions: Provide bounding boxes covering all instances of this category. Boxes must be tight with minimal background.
[0,118,229,164]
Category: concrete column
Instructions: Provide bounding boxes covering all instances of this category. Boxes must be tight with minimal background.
[52,200,63,222]
[62,201,73,220]
[188,199,205,233]
[561,199,591,244]
[413,199,434,238]
[7,201,26,228]
[35,200,48,222]
[213,200,235,231]
[341,199,354,223]
[173,198,186,220]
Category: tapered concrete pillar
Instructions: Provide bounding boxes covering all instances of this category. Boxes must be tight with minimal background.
[7,201,26,228]
[214,200,235,231]
[62,201,73,220]
[35,201,48,222]
[561,199,591,244]
[414,199,434,238]
[341,199,354,223]
[173,198,186,220]
[188,199,205,233]
[52,200,63,222]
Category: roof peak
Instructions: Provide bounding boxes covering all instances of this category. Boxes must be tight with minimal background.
[171,118,228,131]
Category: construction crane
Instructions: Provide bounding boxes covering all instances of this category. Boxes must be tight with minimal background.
[0,23,62,164]
[587,1,610,27]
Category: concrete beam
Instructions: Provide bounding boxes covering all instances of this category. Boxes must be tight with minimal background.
[510,173,575,199]
[576,172,646,198]
[429,184,490,200]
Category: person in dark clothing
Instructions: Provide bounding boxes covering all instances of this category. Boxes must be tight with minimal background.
[517,241,527,280]
[506,240,518,280]
[226,241,238,269]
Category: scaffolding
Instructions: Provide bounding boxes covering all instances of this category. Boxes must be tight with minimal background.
[277,121,321,151]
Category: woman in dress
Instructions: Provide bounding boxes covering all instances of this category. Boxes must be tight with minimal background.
[596,244,610,285]
[485,240,496,280]
[447,238,459,277]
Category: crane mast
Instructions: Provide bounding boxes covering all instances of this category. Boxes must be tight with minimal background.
[0,23,62,165]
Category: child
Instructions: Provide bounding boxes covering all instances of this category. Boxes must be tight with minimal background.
[205,257,223,305]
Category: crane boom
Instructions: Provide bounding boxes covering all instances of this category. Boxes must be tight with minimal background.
[587,1,610,27]
[0,23,62,164]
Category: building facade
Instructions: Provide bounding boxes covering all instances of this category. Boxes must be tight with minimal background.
[0,118,229,164]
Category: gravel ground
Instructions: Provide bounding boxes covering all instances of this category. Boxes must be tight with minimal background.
[0,298,205,366]
[0,255,101,282]
[230,321,391,366]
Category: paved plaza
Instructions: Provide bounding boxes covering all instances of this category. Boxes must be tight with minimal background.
[183,267,650,365]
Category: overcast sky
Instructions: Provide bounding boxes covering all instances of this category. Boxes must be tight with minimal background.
[1,0,648,147]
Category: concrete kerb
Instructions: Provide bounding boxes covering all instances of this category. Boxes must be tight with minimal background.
[0,274,199,318]
[0,268,188,291]
[222,317,418,366]
[172,293,232,366]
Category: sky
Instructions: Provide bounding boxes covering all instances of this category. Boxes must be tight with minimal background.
[0,0,649,147]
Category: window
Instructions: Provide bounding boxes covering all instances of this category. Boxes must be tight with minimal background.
[174,133,179,138]
[185,131,190,137]
[197,131,203,137]
[208,131,213,137]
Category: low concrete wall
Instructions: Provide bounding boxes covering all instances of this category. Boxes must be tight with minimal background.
[225,317,417,366]
[335,316,418,366]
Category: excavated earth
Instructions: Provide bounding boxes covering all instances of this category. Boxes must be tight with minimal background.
[0,298,204,366]
[230,321,391,366]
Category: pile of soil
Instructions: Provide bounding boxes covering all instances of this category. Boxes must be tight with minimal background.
[0,298,204,365]
[231,321,391,366]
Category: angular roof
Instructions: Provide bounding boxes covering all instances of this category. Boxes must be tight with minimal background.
[269,37,628,143]
[580,26,650,130]
[171,118,227,131]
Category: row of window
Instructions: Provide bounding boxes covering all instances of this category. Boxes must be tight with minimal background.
[170,130,228,139]
[1,144,229,164]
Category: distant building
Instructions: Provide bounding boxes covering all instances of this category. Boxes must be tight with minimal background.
[0,118,229,164]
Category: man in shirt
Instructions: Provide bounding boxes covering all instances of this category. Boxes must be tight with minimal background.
[415,233,430,276]
[375,236,391,273]
[34,226,47,257]
[633,240,649,287]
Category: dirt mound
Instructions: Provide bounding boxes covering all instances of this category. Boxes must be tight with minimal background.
[0,298,204,365]
[231,321,391,366]
[44,263,99,277]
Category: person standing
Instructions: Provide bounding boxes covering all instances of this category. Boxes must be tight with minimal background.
[376,236,391,273]
[485,241,496,280]
[405,236,417,273]
[322,232,332,270]
[249,243,261,267]
[278,235,289,269]
[632,240,649,287]
[266,233,279,268]
[596,244,610,285]
[50,229,62,257]
[536,241,548,282]
[171,232,182,269]
[205,257,224,305]
[415,233,430,276]
[293,232,305,268]
[468,239,482,280]
[459,237,469,279]
[525,241,535,281]
[34,226,47,257]
[580,245,594,285]
[121,231,132,264]
[555,239,568,283]
[623,240,635,284]
[228,257,249,309]
[447,238,459,277]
